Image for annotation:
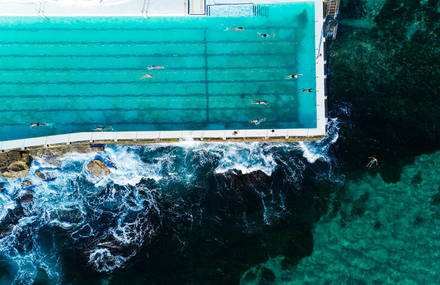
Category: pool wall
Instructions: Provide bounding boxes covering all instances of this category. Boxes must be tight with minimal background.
[0,0,327,151]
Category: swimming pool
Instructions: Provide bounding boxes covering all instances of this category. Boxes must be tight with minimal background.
[0,2,317,141]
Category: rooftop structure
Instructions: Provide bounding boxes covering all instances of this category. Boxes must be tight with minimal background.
[0,0,327,150]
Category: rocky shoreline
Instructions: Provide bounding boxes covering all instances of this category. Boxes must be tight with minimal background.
[0,144,110,179]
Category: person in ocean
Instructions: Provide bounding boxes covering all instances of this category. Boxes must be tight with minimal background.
[251,118,266,125]
[286,74,303,79]
[30,122,45,127]
[148,65,165,70]
[366,156,378,168]
[258,32,275,38]
[252,100,268,105]
[302,88,314,93]
[141,74,153,79]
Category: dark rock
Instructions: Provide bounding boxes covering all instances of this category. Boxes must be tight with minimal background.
[21,179,33,189]
[242,270,257,283]
[0,224,14,239]
[260,267,276,284]
[411,171,423,184]
[0,205,25,238]
[374,221,381,230]
[431,186,440,206]
[414,217,423,225]
[35,170,57,181]
[20,192,34,203]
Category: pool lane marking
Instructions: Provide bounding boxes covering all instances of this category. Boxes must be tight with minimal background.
[0,40,298,45]
[0,26,296,31]
[204,30,209,123]
[0,52,294,58]
[0,93,296,98]
[0,107,257,113]
[0,66,297,72]
[0,119,303,128]
[0,79,297,85]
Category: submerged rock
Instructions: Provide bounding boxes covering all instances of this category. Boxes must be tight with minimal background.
[20,192,34,203]
[21,179,33,188]
[87,159,111,177]
[0,205,25,238]
[0,151,31,179]
[35,170,57,181]
[260,266,276,284]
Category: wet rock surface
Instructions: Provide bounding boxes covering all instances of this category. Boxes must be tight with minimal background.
[0,205,25,238]
[21,179,33,188]
[35,170,58,181]
[87,159,111,177]
[29,144,105,167]
[20,192,34,203]
[0,151,31,179]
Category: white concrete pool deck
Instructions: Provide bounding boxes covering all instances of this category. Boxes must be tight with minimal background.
[0,0,313,17]
[0,0,327,150]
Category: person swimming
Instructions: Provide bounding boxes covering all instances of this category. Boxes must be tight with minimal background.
[258,33,275,38]
[148,65,165,70]
[251,118,266,125]
[30,122,45,127]
[252,100,268,105]
[225,27,244,31]
[141,74,153,79]
[286,74,303,79]
[302,88,314,93]
[366,156,378,168]
[93,127,110,131]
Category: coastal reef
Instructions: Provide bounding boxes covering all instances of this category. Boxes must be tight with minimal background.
[0,137,339,285]
[329,0,440,181]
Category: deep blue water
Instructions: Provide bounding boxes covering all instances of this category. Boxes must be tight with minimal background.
[0,119,339,284]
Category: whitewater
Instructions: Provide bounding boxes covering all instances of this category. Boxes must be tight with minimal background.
[0,119,339,284]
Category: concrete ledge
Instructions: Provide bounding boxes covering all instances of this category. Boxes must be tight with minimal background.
[0,128,325,151]
[1,136,325,154]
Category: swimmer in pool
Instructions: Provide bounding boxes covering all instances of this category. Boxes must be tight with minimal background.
[93,127,110,131]
[252,100,268,105]
[225,27,244,31]
[286,74,303,79]
[148,65,165,70]
[30,122,46,127]
[302,88,314,93]
[258,32,275,38]
[366,156,378,168]
[141,74,153,79]
[251,118,266,125]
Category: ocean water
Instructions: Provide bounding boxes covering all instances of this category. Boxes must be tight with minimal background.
[0,119,339,285]
[0,2,316,141]
[241,151,440,284]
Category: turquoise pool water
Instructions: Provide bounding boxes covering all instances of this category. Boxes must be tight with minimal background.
[0,2,316,141]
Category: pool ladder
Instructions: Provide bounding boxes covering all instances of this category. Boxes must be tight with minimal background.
[252,5,268,17]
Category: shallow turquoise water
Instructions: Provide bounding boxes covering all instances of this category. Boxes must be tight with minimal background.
[0,2,316,141]
[241,151,440,284]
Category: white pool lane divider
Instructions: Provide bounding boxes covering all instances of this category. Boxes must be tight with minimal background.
[0,0,327,151]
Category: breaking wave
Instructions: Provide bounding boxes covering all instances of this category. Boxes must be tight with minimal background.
[0,119,340,284]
